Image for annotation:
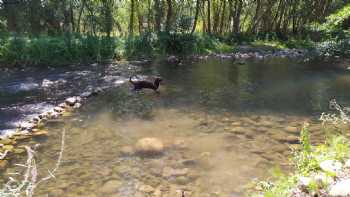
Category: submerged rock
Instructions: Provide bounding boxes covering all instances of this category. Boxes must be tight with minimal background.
[167,55,180,65]
[42,79,54,88]
[162,167,189,178]
[284,126,299,134]
[329,179,350,196]
[119,146,134,156]
[135,138,164,156]
[138,185,154,193]
[99,180,122,194]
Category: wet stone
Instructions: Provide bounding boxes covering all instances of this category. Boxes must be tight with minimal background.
[229,127,246,134]
[163,167,189,178]
[138,184,154,193]
[329,179,350,196]
[174,176,191,185]
[284,126,299,134]
[3,145,14,152]
[32,130,49,137]
[135,138,164,156]
[120,146,134,156]
[0,139,13,145]
[13,148,25,154]
[99,180,122,194]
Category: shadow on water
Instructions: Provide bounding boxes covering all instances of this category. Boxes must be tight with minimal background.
[3,58,350,196]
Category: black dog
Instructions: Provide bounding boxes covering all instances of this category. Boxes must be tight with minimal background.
[129,76,162,92]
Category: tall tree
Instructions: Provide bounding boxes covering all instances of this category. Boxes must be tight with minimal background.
[29,0,42,35]
[154,0,162,33]
[191,0,201,34]
[129,0,135,36]
[165,0,172,32]
[207,0,211,34]
[3,0,19,32]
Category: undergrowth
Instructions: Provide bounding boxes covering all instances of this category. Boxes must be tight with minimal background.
[253,100,350,197]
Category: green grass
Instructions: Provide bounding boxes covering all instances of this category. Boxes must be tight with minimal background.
[0,34,120,66]
[252,124,350,197]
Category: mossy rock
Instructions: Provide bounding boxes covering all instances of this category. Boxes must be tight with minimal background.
[3,145,14,152]
[0,138,15,145]
[32,130,49,137]
[14,135,32,140]
[13,148,26,154]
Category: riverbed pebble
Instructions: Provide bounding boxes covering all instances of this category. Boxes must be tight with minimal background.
[329,179,350,196]
[135,138,164,156]
[284,126,299,134]
[320,160,343,173]
[120,146,134,156]
[73,102,82,109]
[65,97,80,106]
[162,167,189,178]
[99,180,122,194]
[19,122,36,131]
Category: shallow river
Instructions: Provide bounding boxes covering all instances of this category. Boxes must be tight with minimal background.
[2,58,350,197]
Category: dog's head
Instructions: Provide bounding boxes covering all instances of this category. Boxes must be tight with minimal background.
[154,77,163,83]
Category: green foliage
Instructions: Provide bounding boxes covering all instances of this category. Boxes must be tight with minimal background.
[254,124,350,197]
[0,35,118,66]
[316,39,350,58]
[320,3,350,37]
[124,32,234,58]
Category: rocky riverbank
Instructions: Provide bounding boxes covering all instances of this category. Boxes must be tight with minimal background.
[163,46,308,66]
[0,62,144,167]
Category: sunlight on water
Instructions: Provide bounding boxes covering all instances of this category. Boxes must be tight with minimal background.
[3,58,350,196]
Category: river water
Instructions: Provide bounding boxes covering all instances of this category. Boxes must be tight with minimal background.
[1,58,350,196]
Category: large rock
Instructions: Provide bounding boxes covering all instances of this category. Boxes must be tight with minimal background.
[99,180,122,194]
[135,138,164,156]
[329,179,350,196]
[320,160,342,173]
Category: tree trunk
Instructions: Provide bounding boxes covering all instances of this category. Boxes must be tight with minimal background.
[249,0,261,34]
[129,0,135,36]
[207,0,211,34]
[3,0,18,32]
[147,0,153,32]
[191,0,200,34]
[70,1,75,33]
[29,0,41,35]
[219,0,226,35]
[232,0,242,34]
[137,2,143,34]
[154,0,162,33]
[77,0,86,33]
[165,0,172,32]
[212,0,222,34]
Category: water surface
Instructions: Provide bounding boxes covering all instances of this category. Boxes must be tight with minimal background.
[3,58,350,197]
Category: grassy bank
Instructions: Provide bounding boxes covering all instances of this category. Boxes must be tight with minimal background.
[0,32,349,67]
[253,102,350,197]
[0,33,234,67]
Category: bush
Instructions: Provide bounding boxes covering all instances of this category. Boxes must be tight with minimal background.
[0,35,118,66]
